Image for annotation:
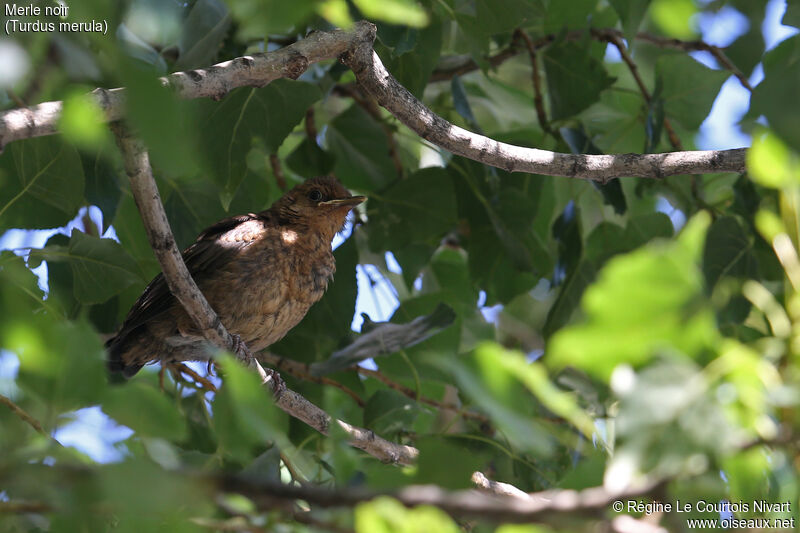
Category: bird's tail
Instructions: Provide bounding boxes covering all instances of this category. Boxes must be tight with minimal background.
[105,336,143,382]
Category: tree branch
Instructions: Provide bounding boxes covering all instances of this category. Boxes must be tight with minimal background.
[0,393,45,434]
[217,472,664,524]
[111,124,418,466]
[0,23,375,150]
[340,24,746,181]
[2,22,746,180]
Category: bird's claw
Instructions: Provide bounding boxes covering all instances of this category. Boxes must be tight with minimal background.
[230,334,284,399]
[265,367,286,399]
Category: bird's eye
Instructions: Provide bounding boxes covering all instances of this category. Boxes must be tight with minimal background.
[308,189,323,202]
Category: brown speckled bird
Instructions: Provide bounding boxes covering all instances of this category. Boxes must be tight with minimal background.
[107,176,365,378]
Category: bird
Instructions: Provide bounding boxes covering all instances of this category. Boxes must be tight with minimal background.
[106,175,365,378]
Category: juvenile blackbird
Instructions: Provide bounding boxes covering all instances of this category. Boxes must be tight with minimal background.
[107,176,365,378]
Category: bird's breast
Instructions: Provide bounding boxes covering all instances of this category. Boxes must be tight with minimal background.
[207,233,335,350]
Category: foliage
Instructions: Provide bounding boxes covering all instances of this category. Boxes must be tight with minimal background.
[1,0,799,531]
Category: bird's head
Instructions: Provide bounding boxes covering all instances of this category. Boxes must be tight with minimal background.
[272,176,365,241]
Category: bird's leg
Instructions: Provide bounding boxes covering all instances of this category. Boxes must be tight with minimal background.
[230,334,285,398]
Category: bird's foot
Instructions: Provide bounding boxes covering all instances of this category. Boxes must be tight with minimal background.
[230,334,285,399]
[264,366,286,399]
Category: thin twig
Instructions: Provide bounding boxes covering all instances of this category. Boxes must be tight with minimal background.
[603,31,683,151]
[269,154,287,191]
[516,30,552,135]
[260,353,365,407]
[0,500,52,514]
[429,28,752,92]
[0,393,45,434]
[356,367,491,426]
[173,362,219,392]
[304,107,318,142]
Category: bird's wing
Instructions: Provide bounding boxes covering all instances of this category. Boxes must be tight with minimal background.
[112,212,269,336]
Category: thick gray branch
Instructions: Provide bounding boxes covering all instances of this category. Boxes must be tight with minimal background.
[340,23,746,181]
[111,124,417,466]
[0,24,374,149]
[2,22,747,180]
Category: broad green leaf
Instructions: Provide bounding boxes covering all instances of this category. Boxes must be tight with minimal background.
[175,0,231,70]
[227,0,316,37]
[212,354,287,461]
[544,39,615,120]
[353,0,428,27]
[327,105,396,191]
[610,0,652,42]
[198,81,322,202]
[478,343,595,437]
[356,497,459,533]
[747,128,800,188]
[11,317,107,419]
[363,389,419,435]
[31,230,144,305]
[119,57,199,177]
[548,213,717,380]
[544,0,601,31]
[752,36,800,151]
[702,216,758,289]
[437,355,554,455]
[649,0,696,39]
[413,437,484,489]
[0,136,84,229]
[102,382,187,440]
[163,177,227,249]
[656,54,728,130]
[475,0,541,34]
[285,138,335,177]
[59,91,111,150]
[367,167,457,250]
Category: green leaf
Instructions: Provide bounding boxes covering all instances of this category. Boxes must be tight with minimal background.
[355,497,459,533]
[363,389,419,435]
[3,256,106,417]
[649,0,697,39]
[285,138,335,177]
[414,437,484,489]
[212,354,287,461]
[367,167,457,250]
[702,216,758,289]
[747,128,800,188]
[32,230,144,305]
[353,0,428,27]
[198,81,322,201]
[544,39,615,120]
[476,0,542,34]
[0,136,84,229]
[102,382,187,440]
[230,0,317,37]
[751,36,800,151]
[548,213,717,381]
[609,0,652,42]
[175,0,231,70]
[119,58,199,177]
[656,54,729,130]
[327,105,396,191]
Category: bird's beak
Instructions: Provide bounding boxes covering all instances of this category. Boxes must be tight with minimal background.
[320,196,366,208]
